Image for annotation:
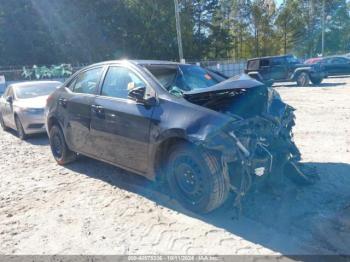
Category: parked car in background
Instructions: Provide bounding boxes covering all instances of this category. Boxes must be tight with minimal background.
[0,81,61,139]
[304,57,322,65]
[45,60,314,213]
[318,56,350,76]
[245,54,326,87]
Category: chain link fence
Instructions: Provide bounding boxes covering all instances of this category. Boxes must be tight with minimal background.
[189,59,247,77]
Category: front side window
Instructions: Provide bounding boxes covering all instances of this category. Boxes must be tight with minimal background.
[101,67,146,99]
[272,57,285,65]
[73,67,103,94]
[286,55,300,64]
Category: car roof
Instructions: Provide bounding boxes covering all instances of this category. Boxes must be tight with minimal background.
[248,54,293,61]
[82,59,187,69]
[323,55,349,59]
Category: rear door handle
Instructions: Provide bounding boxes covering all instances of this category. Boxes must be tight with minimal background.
[59,98,67,107]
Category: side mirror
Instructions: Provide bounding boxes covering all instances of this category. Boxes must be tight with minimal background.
[6,96,13,103]
[128,86,146,102]
[128,86,156,106]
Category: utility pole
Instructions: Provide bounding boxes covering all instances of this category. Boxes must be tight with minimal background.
[321,0,325,56]
[174,0,184,63]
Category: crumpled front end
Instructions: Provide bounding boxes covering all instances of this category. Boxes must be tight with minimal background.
[189,85,318,207]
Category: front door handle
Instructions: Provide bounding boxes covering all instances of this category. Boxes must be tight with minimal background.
[91,104,105,117]
[59,98,67,107]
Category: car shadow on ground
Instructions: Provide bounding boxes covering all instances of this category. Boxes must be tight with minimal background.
[3,128,49,146]
[273,82,346,88]
[25,134,49,146]
[65,156,350,255]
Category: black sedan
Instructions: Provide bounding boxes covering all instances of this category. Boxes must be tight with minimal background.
[45,60,314,213]
[319,56,350,76]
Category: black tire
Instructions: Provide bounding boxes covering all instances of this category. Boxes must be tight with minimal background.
[310,77,323,85]
[296,72,310,87]
[49,125,77,165]
[15,115,27,140]
[166,144,230,213]
[0,113,9,131]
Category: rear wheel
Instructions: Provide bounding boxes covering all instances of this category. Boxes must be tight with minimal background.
[49,125,77,165]
[166,144,230,213]
[0,113,9,131]
[15,115,27,140]
[296,72,310,87]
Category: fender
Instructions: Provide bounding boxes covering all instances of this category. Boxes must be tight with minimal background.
[291,67,313,80]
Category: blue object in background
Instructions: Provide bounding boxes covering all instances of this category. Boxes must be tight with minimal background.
[0,75,5,95]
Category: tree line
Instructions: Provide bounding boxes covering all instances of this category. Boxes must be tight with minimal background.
[0,0,349,67]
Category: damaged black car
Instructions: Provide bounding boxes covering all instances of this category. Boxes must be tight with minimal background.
[46,60,317,213]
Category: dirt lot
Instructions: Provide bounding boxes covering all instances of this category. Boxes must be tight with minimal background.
[0,77,349,255]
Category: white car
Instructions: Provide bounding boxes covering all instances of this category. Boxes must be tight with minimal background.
[0,81,61,139]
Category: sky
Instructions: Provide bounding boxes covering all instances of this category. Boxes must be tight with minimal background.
[275,0,283,7]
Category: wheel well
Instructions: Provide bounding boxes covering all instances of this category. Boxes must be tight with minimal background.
[47,116,60,132]
[154,137,190,180]
[293,70,309,80]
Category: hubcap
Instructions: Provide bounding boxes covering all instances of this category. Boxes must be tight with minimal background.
[52,134,63,158]
[16,118,24,137]
[300,74,307,85]
[173,155,205,204]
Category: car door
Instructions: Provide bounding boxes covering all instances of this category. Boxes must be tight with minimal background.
[58,67,104,154]
[270,57,287,80]
[89,65,155,173]
[258,59,272,80]
[331,57,350,75]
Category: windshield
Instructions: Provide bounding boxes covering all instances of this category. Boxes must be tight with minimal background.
[15,83,59,99]
[146,64,224,96]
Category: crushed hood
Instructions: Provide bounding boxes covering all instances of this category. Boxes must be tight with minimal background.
[183,74,263,98]
[15,95,48,109]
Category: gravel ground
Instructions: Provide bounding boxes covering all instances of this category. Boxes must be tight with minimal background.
[0,77,349,255]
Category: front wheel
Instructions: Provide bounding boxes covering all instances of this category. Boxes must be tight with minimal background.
[310,77,323,85]
[49,125,77,165]
[15,115,27,140]
[296,72,310,87]
[166,144,230,213]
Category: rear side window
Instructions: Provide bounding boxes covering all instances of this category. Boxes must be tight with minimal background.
[101,66,146,99]
[73,67,103,94]
[247,60,259,70]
